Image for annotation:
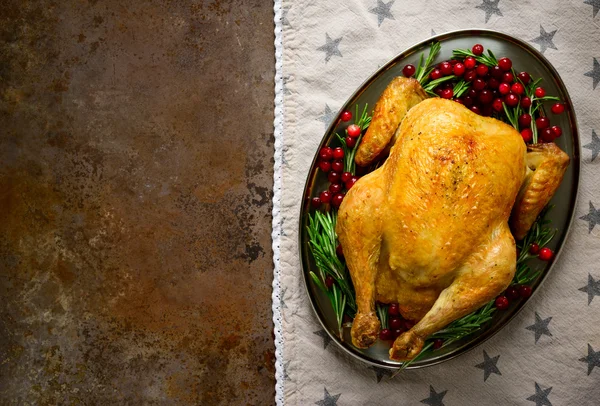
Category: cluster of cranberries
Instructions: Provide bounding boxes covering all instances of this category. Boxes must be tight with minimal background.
[378,303,416,342]
[311,111,361,210]
[402,43,566,144]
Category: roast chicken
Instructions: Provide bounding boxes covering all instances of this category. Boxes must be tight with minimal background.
[336,77,569,361]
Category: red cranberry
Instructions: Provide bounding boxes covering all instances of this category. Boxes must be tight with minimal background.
[454,98,464,105]
[347,124,361,137]
[519,285,533,298]
[403,64,416,77]
[390,317,403,330]
[388,303,399,316]
[521,128,533,143]
[541,128,555,142]
[551,103,565,114]
[403,320,415,330]
[331,193,344,208]
[319,190,331,204]
[453,62,466,76]
[345,176,359,190]
[519,113,532,128]
[551,125,562,137]
[340,110,352,122]
[517,71,531,84]
[481,104,493,116]
[492,98,504,112]
[502,72,514,83]
[440,61,453,76]
[332,160,344,172]
[536,116,550,130]
[468,88,478,98]
[346,136,357,148]
[311,197,322,208]
[538,247,554,261]
[329,183,342,194]
[328,171,341,184]
[325,275,334,288]
[319,160,332,172]
[488,78,500,89]
[433,338,444,350]
[473,78,487,91]
[498,82,511,95]
[530,243,540,254]
[495,296,509,310]
[464,70,477,82]
[521,96,532,108]
[341,172,352,183]
[534,87,546,98]
[505,93,519,107]
[392,329,404,338]
[336,244,343,258]
[476,64,489,77]
[472,44,484,55]
[464,56,477,69]
[430,69,442,80]
[379,328,392,341]
[440,88,453,99]
[479,89,493,104]
[319,147,334,161]
[491,65,504,79]
[470,105,481,115]
[506,285,520,300]
[463,96,474,107]
[511,83,524,95]
[498,57,512,71]
[333,147,344,160]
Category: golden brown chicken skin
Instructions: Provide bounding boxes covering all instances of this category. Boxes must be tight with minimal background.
[336,82,569,361]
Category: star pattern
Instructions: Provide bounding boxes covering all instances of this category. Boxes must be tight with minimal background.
[584,0,600,17]
[526,312,553,343]
[584,130,600,161]
[579,273,600,304]
[369,0,395,27]
[579,201,600,234]
[317,104,336,130]
[526,382,553,406]
[371,366,392,383]
[313,329,333,349]
[579,344,600,375]
[476,0,503,23]
[282,7,290,26]
[531,25,558,55]
[584,57,600,89]
[420,385,448,406]
[280,286,288,309]
[283,360,291,380]
[315,387,341,406]
[431,29,437,36]
[317,33,343,63]
[283,75,292,95]
[475,350,502,381]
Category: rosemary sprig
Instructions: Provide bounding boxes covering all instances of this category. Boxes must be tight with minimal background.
[336,104,371,174]
[453,79,470,98]
[452,48,499,67]
[377,303,389,330]
[423,75,456,97]
[415,41,441,85]
[310,271,347,338]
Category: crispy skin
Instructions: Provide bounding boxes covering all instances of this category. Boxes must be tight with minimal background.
[510,143,570,240]
[354,77,427,167]
[338,98,531,360]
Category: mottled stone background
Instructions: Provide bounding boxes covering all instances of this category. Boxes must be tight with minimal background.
[0,1,275,404]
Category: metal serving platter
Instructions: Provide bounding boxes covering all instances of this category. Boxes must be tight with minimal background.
[299,29,581,370]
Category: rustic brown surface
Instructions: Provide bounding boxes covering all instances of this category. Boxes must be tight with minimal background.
[0,0,275,404]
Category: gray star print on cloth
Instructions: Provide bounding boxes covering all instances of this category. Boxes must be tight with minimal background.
[579,344,600,375]
[283,360,291,380]
[584,57,600,89]
[579,273,600,304]
[579,201,600,233]
[317,104,336,130]
[369,0,395,27]
[280,287,288,309]
[531,25,558,55]
[317,33,342,63]
[282,7,290,26]
[583,130,600,161]
[526,382,553,406]
[584,0,600,17]
[315,387,341,406]
[475,350,502,381]
[526,312,553,343]
[371,366,392,383]
[313,329,333,349]
[476,0,503,23]
[420,385,448,406]
[282,75,292,95]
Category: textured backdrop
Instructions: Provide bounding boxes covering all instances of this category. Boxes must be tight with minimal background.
[273,1,600,405]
